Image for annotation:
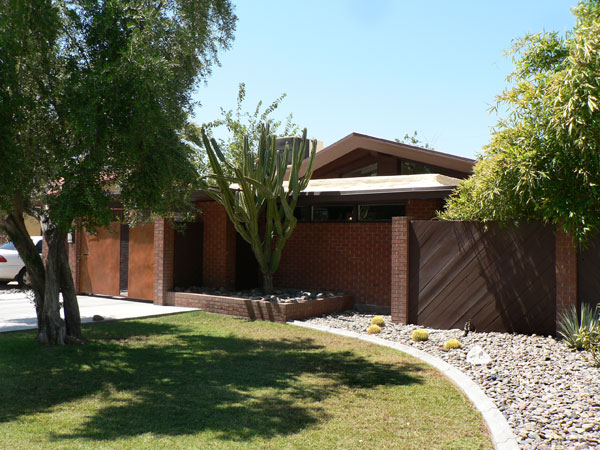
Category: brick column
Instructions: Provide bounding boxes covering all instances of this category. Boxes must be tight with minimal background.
[391,216,411,324]
[555,229,577,327]
[201,202,236,289]
[405,199,442,220]
[153,218,174,305]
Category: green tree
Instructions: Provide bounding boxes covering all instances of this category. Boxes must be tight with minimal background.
[198,125,316,294]
[0,0,236,345]
[195,82,299,173]
[442,0,600,245]
[395,131,433,149]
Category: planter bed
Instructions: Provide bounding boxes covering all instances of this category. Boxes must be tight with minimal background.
[165,291,354,322]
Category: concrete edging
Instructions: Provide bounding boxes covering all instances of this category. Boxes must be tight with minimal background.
[290,321,519,450]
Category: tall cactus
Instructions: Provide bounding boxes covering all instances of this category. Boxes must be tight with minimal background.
[199,125,316,293]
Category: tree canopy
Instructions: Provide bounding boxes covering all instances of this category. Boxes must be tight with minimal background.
[0,0,236,344]
[441,0,600,245]
[192,82,299,173]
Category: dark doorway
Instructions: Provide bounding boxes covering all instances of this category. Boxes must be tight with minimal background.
[235,234,261,290]
[578,235,600,310]
[119,224,129,295]
[173,221,204,288]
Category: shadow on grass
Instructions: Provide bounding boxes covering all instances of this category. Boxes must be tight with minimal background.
[0,318,424,444]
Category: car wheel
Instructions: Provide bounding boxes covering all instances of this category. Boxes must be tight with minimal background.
[16,268,30,288]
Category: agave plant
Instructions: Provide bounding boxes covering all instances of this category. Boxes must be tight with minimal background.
[558,303,600,350]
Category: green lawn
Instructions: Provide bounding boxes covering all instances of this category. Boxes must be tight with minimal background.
[0,312,492,449]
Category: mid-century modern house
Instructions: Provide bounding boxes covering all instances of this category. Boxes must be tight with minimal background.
[68,132,474,314]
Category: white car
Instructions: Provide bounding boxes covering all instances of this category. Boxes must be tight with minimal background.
[0,236,43,286]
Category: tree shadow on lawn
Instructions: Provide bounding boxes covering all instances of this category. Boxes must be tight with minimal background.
[0,319,424,444]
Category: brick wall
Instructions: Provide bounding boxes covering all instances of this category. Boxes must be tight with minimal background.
[153,218,174,305]
[406,199,442,220]
[556,230,577,320]
[390,216,410,324]
[166,291,353,322]
[274,222,392,307]
[199,202,236,289]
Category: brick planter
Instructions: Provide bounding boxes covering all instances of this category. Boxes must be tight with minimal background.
[165,291,354,323]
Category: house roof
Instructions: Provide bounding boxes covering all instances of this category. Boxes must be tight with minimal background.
[297,132,475,177]
[196,173,462,204]
[295,173,461,197]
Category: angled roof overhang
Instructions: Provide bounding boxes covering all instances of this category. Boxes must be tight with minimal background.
[294,132,475,178]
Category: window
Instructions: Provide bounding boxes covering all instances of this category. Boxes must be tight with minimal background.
[400,160,435,175]
[312,205,355,222]
[358,204,405,221]
[293,204,405,222]
[0,242,15,250]
[342,163,378,178]
[293,206,311,222]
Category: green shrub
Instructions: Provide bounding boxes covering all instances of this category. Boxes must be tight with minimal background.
[367,324,382,334]
[558,304,600,350]
[370,316,385,327]
[444,339,462,350]
[411,329,429,342]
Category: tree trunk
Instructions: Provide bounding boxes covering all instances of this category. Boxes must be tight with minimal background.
[262,272,273,294]
[2,210,47,339]
[57,230,83,343]
[40,220,66,345]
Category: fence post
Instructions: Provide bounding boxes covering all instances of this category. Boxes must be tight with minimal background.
[391,216,411,324]
[555,229,578,330]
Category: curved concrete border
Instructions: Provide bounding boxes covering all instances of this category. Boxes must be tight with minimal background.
[290,321,519,450]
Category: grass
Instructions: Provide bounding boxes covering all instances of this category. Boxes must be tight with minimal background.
[0,311,492,449]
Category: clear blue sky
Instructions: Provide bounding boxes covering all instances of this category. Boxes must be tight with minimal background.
[193,1,577,159]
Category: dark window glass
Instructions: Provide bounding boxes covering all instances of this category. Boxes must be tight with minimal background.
[342,163,378,178]
[35,240,42,253]
[400,160,435,175]
[358,204,405,221]
[312,205,355,222]
[293,206,311,222]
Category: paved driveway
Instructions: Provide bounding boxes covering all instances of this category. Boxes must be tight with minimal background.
[0,288,198,333]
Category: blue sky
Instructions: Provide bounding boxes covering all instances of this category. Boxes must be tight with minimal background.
[193,1,577,159]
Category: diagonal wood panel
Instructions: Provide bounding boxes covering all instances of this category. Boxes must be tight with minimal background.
[409,221,556,334]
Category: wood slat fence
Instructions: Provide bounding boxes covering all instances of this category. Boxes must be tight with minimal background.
[408,221,556,335]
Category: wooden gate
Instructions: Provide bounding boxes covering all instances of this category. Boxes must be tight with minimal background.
[409,221,556,334]
[79,222,155,301]
[128,224,154,300]
[79,223,121,296]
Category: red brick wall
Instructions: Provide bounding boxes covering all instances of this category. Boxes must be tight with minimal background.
[274,222,392,307]
[406,199,442,220]
[166,292,353,323]
[390,216,410,324]
[199,202,236,289]
[153,218,174,305]
[556,230,577,320]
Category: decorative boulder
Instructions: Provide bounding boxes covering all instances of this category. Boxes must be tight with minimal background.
[466,345,491,365]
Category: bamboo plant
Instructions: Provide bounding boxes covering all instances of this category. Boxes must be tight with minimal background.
[199,125,316,293]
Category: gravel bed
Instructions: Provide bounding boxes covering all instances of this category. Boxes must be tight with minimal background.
[305,311,600,450]
[173,286,342,303]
